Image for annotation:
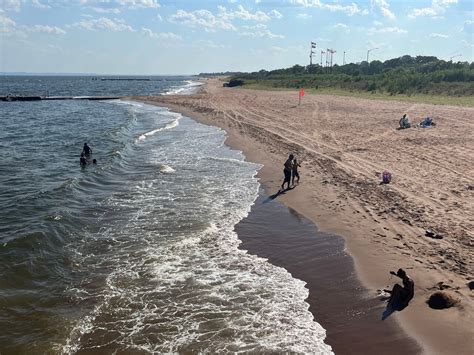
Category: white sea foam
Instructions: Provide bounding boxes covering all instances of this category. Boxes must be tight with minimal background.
[162,80,203,96]
[63,102,333,354]
[138,117,180,141]
[159,164,175,173]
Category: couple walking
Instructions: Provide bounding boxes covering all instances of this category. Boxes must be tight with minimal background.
[281,154,300,191]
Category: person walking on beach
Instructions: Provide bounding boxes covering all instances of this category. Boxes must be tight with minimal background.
[82,143,92,157]
[281,154,294,191]
[292,158,301,185]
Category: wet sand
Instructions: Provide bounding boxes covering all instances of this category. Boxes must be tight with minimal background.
[133,79,473,354]
[236,190,420,354]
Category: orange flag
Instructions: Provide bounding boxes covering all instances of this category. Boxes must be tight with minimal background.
[299,88,305,97]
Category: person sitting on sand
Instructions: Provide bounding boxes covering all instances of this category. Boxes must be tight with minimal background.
[419,117,435,128]
[80,153,87,167]
[399,114,411,129]
[384,268,414,310]
[82,143,92,156]
[281,154,294,191]
[292,158,301,185]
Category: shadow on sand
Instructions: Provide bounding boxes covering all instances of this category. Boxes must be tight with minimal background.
[381,297,410,320]
[262,186,294,204]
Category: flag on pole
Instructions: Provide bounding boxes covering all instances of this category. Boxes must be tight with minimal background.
[298,88,304,105]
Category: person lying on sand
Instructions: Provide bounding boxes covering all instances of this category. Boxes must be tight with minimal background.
[418,117,436,128]
[281,154,294,191]
[384,268,414,310]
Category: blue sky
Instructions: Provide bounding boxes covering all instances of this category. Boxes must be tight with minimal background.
[1,0,473,74]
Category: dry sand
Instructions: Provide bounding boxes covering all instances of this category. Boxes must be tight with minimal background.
[133,79,473,354]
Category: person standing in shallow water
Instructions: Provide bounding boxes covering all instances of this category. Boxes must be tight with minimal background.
[281,154,294,191]
[82,143,92,157]
[292,158,301,185]
[80,153,87,167]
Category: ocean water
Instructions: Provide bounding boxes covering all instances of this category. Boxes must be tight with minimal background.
[0,76,332,353]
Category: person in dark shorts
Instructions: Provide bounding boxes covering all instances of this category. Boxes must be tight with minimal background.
[82,143,92,156]
[292,157,301,185]
[80,153,87,167]
[281,154,294,191]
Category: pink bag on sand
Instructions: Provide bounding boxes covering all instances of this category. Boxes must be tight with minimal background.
[382,171,392,184]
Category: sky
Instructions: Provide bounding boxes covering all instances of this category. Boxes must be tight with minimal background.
[1,0,473,74]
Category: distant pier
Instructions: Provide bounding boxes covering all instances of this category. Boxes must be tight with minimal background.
[99,78,150,81]
[0,95,122,102]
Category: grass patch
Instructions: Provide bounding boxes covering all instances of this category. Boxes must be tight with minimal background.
[242,82,474,107]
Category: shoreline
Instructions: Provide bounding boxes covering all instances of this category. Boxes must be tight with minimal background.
[137,96,422,355]
[236,189,420,354]
[131,80,473,354]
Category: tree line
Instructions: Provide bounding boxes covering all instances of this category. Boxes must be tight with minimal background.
[229,55,474,96]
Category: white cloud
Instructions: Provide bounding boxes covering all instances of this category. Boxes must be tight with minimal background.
[80,0,160,11]
[30,25,66,34]
[196,39,229,49]
[1,14,65,36]
[463,20,473,34]
[156,14,162,21]
[297,13,312,19]
[291,0,366,16]
[72,17,134,31]
[333,23,350,33]
[371,0,395,20]
[218,5,270,21]
[408,0,457,19]
[90,7,122,14]
[271,46,288,53]
[268,9,283,19]
[409,7,438,18]
[169,5,282,32]
[242,23,267,30]
[169,9,236,32]
[140,27,181,40]
[0,13,17,34]
[32,0,51,9]
[217,5,282,22]
[334,23,349,29]
[369,26,407,34]
[316,37,330,42]
[240,24,284,39]
[429,33,449,38]
[2,0,21,12]
[366,40,386,49]
[115,0,160,8]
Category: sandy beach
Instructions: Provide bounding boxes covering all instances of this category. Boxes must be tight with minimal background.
[133,78,473,354]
